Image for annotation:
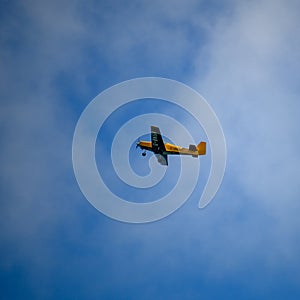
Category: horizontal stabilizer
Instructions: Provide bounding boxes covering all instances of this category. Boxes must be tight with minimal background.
[189,144,197,151]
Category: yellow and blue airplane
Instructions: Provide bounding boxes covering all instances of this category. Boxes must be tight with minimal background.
[136,126,206,166]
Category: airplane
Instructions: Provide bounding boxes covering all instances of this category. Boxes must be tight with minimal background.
[136,126,206,166]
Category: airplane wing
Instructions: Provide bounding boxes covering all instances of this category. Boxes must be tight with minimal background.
[151,126,166,153]
[155,154,168,166]
[151,126,168,166]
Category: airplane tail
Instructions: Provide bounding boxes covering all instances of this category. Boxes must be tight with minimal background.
[197,142,206,155]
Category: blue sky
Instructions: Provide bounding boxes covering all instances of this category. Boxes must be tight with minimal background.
[1,0,300,299]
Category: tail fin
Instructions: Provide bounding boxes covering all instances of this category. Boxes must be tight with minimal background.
[197,142,206,155]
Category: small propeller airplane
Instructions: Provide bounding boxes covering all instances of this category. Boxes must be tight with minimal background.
[136,126,206,166]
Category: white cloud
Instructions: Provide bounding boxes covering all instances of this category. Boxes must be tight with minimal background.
[193,0,300,204]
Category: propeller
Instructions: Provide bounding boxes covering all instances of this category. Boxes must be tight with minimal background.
[135,138,140,149]
[135,138,146,157]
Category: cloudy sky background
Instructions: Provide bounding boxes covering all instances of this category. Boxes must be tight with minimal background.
[1,0,300,299]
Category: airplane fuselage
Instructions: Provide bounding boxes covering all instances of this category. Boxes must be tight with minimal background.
[138,141,199,156]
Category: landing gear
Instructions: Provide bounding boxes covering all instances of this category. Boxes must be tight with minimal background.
[142,152,146,157]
